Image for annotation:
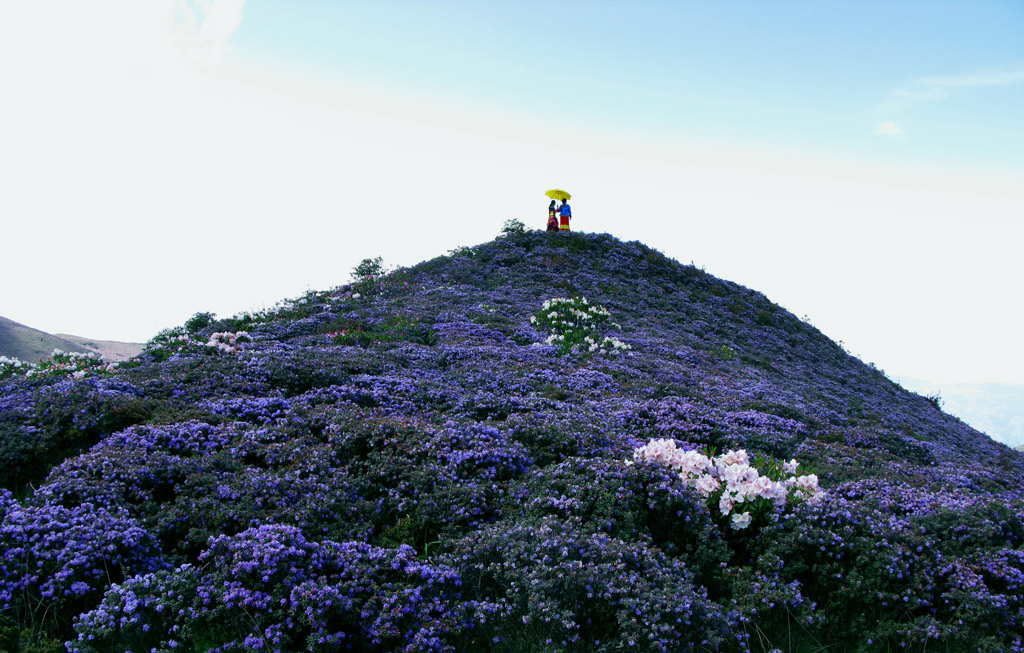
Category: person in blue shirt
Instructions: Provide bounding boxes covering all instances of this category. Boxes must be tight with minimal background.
[559,200,571,231]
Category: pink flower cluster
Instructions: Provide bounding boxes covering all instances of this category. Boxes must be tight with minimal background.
[631,438,825,530]
[204,331,251,355]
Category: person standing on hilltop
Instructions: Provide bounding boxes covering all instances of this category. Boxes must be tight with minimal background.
[559,199,572,232]
[547,199,559,231]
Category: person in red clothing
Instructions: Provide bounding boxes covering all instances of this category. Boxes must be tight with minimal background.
[559,200,571,231]
[547,200,559,231]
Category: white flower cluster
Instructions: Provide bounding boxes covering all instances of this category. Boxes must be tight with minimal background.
[0,350,117,380]
[582,335,631,354]
[532,297,630,355]
[204,331,251,355]
[532,297,614,326]
[631,438,824,530]
[0,356,26,369]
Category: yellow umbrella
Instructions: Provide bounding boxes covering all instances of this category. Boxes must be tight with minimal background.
[545,189,571,201]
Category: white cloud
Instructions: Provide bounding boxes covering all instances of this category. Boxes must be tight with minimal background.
[872,121,903,137]
[875,66,1024,138]
[891,88,948,101]
[889,67,1024,104]
[0,0,256,340]
[918,69,1024,89]
[0,1,246,79]
[172,0,248,69]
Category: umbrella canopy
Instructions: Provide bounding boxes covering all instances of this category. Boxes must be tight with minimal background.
[545,189,571,201]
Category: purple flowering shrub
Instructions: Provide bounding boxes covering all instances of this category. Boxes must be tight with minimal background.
[39,421,235,512]
[3,230,1024,650]
[514,457,729,586]
[0,377,151,494]
[151,458,367,560]
[0,496,164,649]
[447,516,730,651]
[244,348,354,397]
[326,415,531,552]
[505,403,636,466]
[41,420,368,561]
[742,481,1024,650]
[70,525,489,653]
[201,394,292,424]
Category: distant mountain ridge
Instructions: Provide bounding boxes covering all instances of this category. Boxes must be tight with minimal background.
[54,333,144,362]
[895,376,1024,449]
[0,315,142,362]
[0,315,89,362]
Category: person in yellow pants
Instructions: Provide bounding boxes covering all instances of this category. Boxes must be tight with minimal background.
[559,200,572,231]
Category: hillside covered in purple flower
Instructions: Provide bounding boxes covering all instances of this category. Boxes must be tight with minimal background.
[2,230,1022,652]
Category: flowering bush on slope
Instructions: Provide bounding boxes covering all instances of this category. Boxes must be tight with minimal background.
[742,481,1024,650]
[0,356,28,379]
[0,350,117,381]
[0,377,150,495]
[69,525,495,653]
[632,438,824,531]
[142,328,251,361]
[531,296,630,355]
[0,493,165,644]
[514,457,730,586]
[447,516,730,652]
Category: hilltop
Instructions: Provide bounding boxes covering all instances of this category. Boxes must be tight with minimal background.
[1,230,1021,652]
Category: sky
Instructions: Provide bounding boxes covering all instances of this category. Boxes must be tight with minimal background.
[2,1,1024,397]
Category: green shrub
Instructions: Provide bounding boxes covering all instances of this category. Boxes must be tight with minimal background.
[184,311,216,333]
[501,218,525,234]
[328,315,436,348]
[715,344,737,360]
[352,256,385,281]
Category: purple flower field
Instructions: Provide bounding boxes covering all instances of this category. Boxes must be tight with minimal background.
[2,231,1022,652]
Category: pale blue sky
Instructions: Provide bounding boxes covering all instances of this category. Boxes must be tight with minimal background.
[232,1,1024,174]
[2,0,1024,409]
